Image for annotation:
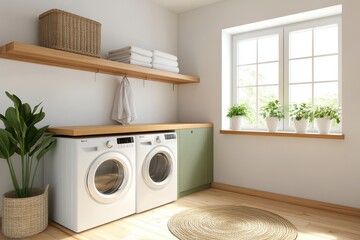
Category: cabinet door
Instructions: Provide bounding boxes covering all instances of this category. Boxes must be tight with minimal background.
[178,128,211,193]
[207,128,213,184]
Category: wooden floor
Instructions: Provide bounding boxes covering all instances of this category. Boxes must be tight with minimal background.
[1,188,360,240]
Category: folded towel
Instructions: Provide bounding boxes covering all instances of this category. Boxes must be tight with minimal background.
[109,49,152,59]
[109,46,152,58]
[111,76,137,125]
[153,63,180,73]
[117,59,152,68]
[152,50,178,61]
[126,59,152,68]
[108,52,152,63]
[152,55,178,67]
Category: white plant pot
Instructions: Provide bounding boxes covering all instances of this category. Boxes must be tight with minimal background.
[315,118,332,134]
[293,118,308,133]
[230,116,243,130]
[265,117,279,132]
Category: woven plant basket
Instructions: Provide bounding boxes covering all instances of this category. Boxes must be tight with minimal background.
[2,185,49,239]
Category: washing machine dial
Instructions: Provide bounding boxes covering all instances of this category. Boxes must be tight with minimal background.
[156,136,161,143]
[106,140,114,148]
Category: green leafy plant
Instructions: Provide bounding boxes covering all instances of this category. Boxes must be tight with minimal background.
[227,104,249,118]
[289,103,314,122]
[313,105,341,124]
[259,100,285,119]
[0,92,55,198]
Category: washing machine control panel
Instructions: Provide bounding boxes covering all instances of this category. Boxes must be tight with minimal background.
[117,137,134,144]
[116,137,135,149]
[137,133,176,147]
[106,140,114,148]
[101,137,135,150]
[164,133,176,140]
[154,133,177,145]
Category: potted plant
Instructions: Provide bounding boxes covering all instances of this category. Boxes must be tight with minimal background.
[289,103,313,133]
[260,100,285,132]
[0,92,55,238]
[313,105,341,134]
[227,104,249,130]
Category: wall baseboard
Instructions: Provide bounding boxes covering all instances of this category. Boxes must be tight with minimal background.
[211,182,360,217]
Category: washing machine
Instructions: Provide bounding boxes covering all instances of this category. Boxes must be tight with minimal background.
[44,135,136,232]
[135,131,177,213]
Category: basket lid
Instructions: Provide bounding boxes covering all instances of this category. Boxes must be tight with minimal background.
[39,9,101,25]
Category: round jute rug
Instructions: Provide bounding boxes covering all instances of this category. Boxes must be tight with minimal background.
[167,205,298,240]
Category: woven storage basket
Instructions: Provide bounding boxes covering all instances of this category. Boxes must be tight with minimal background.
[39,9,101,57]
[2,185,49,238]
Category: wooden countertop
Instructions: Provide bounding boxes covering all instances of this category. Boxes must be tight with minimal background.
[48,123,213,136]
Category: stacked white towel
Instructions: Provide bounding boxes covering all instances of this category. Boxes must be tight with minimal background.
[152,50,180,73]
[108,46,152,68]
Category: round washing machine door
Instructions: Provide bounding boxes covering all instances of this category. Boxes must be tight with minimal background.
[142,146,175,189]
[87,152,133,204]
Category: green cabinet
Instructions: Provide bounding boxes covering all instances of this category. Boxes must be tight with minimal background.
[176,127,213,197]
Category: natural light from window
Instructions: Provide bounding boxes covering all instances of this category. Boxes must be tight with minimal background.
[222,5,342,134]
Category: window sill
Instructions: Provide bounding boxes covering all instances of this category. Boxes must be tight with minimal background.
[220,129,344,139]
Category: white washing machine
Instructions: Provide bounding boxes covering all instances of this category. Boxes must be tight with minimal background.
[135,132,177,213]
[44,135,136,232]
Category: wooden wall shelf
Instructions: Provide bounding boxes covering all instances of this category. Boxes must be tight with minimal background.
[0,42,200,84]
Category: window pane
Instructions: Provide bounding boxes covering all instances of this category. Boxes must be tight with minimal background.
[238,87,257,126]
[258,35,279,62]
[314,55,338,82]
[289,58,312,83]
[314,82,338,106]
[258,86,279,109]
[238,65,256,86]
[289,84,312,104]
[289,29,312,59]
[314,24,338,56]
[238,39,256,65]
[238,87,256,106]
[258,62,279,85]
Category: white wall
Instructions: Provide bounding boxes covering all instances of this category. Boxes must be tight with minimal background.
[178,0,360,208]
[0,0,177,214]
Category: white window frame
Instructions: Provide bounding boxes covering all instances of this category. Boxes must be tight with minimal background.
[231,15,341,132]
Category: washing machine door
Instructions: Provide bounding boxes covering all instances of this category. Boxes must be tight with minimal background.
[87,152,132,204]
[142,146,175,189]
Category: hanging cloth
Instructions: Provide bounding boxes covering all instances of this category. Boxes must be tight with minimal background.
[111,76,137,124]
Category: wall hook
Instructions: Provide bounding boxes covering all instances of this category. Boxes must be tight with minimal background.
[94,69,99,82]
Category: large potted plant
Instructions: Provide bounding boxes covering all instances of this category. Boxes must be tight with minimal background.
[226,104,249,130]
[313,105,340,134]
[260,100,285,132]
[0,92,55,238]
[289,103,313,133]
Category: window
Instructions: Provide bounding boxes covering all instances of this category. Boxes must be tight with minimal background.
[232,16,341,131]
